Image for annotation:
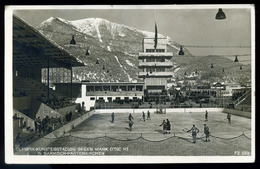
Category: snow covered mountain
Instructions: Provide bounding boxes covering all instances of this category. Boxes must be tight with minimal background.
[37,17,250,84]
[36,17,192,82]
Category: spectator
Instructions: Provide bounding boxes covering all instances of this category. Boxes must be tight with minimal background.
[15,132,22,144]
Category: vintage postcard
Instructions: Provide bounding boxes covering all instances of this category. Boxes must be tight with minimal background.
[5,5,255,163]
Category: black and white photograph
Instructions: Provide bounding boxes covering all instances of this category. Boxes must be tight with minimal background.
[4,5,255,163]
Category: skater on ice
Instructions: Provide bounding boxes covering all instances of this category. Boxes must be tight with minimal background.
[147,110,151,120]
[129,120,134,131]
[166,119,171,134]
[187,124,199,143]
[227,113,231,124]
[159,120,167,134]
[142,111,146,122]
[128,113,134,121]
[205,110,208,122]
[111,112,114,123]
[204,124,210,142]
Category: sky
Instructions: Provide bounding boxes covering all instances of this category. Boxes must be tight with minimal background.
[12,5,253,63]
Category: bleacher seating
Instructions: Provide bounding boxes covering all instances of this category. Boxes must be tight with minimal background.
[13,76,76,110]
[13,77,47,98]
[13,109,37,148]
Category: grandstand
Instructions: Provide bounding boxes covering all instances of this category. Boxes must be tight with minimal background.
[13,15,85,149]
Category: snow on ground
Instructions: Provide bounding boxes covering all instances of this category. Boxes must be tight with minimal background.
[118,32,126,37]
[107,46,111,52]
[169,43,180,50]
[114,55,123,68]
[114,56,133,82]
[125,72,133,82]
[173,67,180,73]
[123,51,138,57]
[126,60,134,67]
[94,23,103,43]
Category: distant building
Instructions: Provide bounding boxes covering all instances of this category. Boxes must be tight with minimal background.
[223,84,241,96]
[211,82,225,90]
[138,38,173,94]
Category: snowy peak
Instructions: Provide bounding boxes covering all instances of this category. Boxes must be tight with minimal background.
[38,17,168,41]
[36,16,194,82]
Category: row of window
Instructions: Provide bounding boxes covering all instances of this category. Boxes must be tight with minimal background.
[86,86,143,92]
[145,58,166,62]
[141,68,166,72]
[90,97,139,101]
[146,49,165,52]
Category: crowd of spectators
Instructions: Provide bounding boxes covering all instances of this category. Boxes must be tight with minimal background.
[37,95,76,110]
[33,104,85,135]
[34,115,63,134]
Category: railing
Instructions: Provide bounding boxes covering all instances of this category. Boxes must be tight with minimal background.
[15,131,251,156]
[139,52,173,57]
[95,102,224,109]
[138,72,173,77]
[13,109,35,131]
[234,89,251,106]
[138,62,173,67]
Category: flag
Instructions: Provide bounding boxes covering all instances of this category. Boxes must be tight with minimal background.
[154,22,157,49]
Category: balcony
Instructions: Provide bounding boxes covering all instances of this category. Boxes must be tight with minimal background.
[138,52,173,59]
[86,91,143,96]
[138,61,173,68]
[138,72,173,78]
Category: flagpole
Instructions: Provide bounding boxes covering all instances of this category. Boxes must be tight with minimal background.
[154,9,156,22]
[154,9,158,50]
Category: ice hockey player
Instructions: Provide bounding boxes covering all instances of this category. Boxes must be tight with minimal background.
[227,113,231,124]
[166,119,171,134]
[147,110,151,120]
[159,120,167,134]
[205,110,208,122]
[129,120,134,131]
[204,124,210,142]
[128,113,134,121]
[187,124,199,143]
[111,112,114,123]
[142,111,146,122]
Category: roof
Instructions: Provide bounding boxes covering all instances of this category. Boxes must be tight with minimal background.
[82,82,145,86]
[13,15,85,69]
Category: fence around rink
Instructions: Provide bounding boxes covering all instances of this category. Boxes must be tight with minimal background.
[15,131,251,156]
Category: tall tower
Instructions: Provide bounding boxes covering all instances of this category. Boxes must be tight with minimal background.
[138,38,173,101]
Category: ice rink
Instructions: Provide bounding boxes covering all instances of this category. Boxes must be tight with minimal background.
[48,110,251,156]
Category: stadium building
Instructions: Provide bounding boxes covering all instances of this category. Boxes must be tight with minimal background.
[12,15,84,142]
[138,38,173,102]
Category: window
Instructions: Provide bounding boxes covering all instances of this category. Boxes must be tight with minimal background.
[87,86,94,92]
[95,86,102,91]
[156,49,165,52]
[147,85,165,90]
[90,97,95,100]
[146,49,155,52]
[156,68,165,72]
[120,86,127,91]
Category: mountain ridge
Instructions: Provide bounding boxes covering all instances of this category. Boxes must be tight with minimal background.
[37,17,251,85]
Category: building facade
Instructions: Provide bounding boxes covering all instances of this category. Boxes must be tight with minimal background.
[75,82,144,111]
[138,38,173,94]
